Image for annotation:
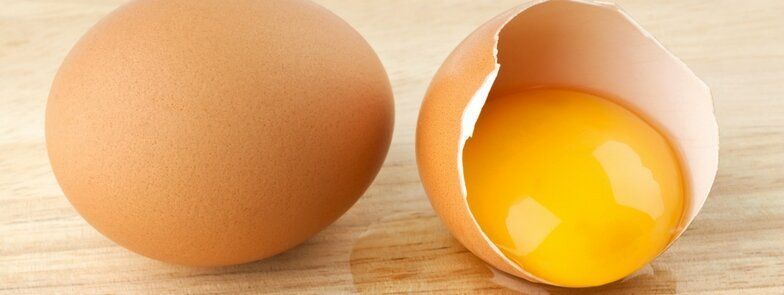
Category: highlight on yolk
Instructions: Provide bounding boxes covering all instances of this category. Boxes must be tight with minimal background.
[463,88,685,287]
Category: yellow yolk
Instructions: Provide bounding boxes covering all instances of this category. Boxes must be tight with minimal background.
[463,89,685,287]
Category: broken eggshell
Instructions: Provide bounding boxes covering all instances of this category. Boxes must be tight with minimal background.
[416,0,718,287]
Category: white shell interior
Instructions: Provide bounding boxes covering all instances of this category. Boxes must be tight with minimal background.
[457,0,719,284]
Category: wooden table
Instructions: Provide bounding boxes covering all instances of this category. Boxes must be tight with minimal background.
[2,0,783,293]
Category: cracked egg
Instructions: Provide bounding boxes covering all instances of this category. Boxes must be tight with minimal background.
[416,0,718,288]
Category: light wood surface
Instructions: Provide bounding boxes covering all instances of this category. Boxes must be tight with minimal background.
[2,0,783,294]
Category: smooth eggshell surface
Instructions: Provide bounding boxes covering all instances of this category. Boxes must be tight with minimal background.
[46,0,394,266]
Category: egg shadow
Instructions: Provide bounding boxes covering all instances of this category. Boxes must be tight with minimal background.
[134,228,355,291]
[349,212,678,294]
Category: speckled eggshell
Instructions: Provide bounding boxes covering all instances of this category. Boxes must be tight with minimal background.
[46,0,394,266]
[416,0,718,286]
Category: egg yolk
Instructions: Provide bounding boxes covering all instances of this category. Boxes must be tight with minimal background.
[463,89,685,287]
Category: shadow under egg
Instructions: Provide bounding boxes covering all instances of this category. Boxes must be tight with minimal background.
[489,264,678,294]
[349,212,678,294]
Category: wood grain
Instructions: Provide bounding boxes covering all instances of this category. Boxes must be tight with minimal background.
[1,0,783,294]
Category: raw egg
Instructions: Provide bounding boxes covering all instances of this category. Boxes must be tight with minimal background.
[464,88,685,287]
[46,0,394,266]
[417,0,718,288]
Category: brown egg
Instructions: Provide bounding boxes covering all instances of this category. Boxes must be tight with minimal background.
[417,0,718,287]
[46,0,393,266]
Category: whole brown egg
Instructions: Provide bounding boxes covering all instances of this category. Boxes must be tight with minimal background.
[46,0,394,266]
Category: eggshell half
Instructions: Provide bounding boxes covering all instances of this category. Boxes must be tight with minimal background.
[46,0,394,266]
[416,0,718,286]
